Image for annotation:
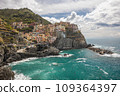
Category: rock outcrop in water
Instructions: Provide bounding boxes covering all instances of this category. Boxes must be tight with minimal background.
[53,30,87,50]
[88,47,113,55]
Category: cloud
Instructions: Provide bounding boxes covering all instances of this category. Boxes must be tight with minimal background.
[0,0,105,15]
[43,17,60,24]
[44,0,120,38]
[96,23,120,27]
[0,0,120,38]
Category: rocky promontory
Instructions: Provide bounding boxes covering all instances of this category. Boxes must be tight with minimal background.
[53,30,87,50]
[88,47,113,55]
[86,44,113,55]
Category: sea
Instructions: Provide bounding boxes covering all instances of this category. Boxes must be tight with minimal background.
[10,38,120,80]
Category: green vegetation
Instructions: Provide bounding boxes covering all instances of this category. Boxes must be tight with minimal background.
[0,18,20,44]
[0,8,51,25]
[17,27,33,33]
[0,18,19,33]
[0,8,51,44]
[0,37,4,45]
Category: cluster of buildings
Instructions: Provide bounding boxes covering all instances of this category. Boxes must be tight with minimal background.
[12,21,79,44]
[12,22,29,29]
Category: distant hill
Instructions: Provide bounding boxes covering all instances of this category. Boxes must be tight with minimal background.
[0,8,51,25]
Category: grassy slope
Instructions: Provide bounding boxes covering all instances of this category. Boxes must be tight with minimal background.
[0,8,51,25]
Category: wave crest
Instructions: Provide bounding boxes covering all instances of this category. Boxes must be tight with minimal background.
[101,53,120,58]
[46,54,73,58]
[10,57,38,66]
[93,44,115,51]
[14,71,31,80]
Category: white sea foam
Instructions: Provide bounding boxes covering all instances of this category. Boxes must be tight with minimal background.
[76,58,87,61]
[78,61,86,63]
[97,66,108,75]
[93,45,102,48]
[76,58,87,63]
[29,70,45,77]
[84,64,90,66]
[14,71,31,80]
[62,68,66,71]
[101,53,120,58]
[93,44,120,58]
[46,54,73,58]
[100,69,109,75]
[10,57,38,66]
[49,64,52,66]
[52,62,58,66]
[93,44,115,51]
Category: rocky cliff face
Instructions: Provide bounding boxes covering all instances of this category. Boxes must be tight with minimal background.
[0,43,60,80]
[0,66,14,80]
[53,30,87,50]
[0,45,16,80]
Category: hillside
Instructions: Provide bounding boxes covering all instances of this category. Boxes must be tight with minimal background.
[0,8,51,25]
[0,18,25,44]
[0,18,18,33]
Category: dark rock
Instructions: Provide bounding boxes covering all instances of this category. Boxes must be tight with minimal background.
[37,47,60,57]
[88,47,113,55]
[36,43,49,51]
[53,38,73,50]
[26,47,37,53]
[5,52,21,63]
[0,43,60,80]
[53,31,87,50]
[18,52,38,58]
[64,54,69,56]
[45,47,60,55]
[0,66,14,80]
[53,37,87,50]
[0,46,4,64]
[73,38,87,48]
[18,46,60,58]
[86,44,95,48]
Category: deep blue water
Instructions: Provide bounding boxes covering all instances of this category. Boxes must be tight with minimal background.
[11,38,120,80]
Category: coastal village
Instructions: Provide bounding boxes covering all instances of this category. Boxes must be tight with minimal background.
[12,21,79,44]
[0,8,114,80]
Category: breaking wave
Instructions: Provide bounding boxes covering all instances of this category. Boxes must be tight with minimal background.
[10,57,38,66]
[14,71,31,80]
[93,44,120,58]
[76,58,87,63]
[46,54,73,58]
[100,69,108,75]
[97,66,108,75]
[101,53,120,58]
[93,44,115,51]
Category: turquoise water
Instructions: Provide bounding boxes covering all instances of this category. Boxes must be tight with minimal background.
[11,38,120,80]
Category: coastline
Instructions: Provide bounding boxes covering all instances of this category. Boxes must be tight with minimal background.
[0,43,114,80]
[0,44,60,80]
[11,46,120,80]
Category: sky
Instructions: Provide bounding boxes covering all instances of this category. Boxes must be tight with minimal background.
[0,0,120,39]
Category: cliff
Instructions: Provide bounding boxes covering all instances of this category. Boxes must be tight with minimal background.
[53,30,87,50]
[0,43,60,80]
[0,44,16,80]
